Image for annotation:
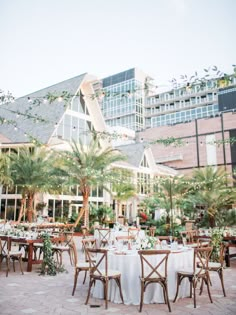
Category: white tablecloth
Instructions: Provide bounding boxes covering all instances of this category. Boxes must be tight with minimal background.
[94,229,146,242]
[92,248,194,305]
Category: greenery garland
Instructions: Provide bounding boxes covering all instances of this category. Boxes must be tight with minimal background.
[39,232,65,276]
[209,227,224,262]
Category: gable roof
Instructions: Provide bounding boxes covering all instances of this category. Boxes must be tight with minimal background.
[117,142,146,168]
[117,141,178,176]
[0,73,87,144]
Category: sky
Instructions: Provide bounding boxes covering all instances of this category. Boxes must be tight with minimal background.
[0,0,235,97]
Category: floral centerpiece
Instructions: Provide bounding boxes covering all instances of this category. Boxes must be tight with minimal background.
[136,236,156,250]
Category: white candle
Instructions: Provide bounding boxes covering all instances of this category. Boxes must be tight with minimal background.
[136,216,140,226]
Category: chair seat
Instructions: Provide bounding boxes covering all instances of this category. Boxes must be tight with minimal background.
[208,262,222,269]
[177,267,204,275]
[143,273,165,279]
[52,245,70,251]
[33,243,43,247]
[8,251,22,256]
[76,262,90,269]
[94,269,121,277]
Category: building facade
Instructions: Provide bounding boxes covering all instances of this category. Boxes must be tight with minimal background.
[146,77,236,128]
[0,73,175,222]
[96,68,152,131]
[138,111,236,177]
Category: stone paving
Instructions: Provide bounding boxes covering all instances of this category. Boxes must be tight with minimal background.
[0,237,236,315]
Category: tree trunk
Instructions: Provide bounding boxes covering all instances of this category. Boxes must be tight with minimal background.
[74,207,85,227]
[82,188,90,229]
[208,207,216,228]
[16,197,26,223]
[27,195,34,223]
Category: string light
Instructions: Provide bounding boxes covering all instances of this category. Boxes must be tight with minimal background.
[1,64,236,148]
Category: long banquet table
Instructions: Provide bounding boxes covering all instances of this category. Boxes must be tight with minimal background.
[0,235,62,272]
[92,247,194,305]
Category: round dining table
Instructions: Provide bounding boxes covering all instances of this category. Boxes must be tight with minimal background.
[92,246,194,305]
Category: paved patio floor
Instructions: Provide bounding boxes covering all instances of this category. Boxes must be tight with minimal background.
[0,237,236,315]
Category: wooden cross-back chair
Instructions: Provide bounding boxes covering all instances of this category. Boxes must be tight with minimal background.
[71,241,90,296]
[85,248,124,309]
[128,227,140,238]
[180,230,198,244]
[96,228,110,247]
[173,246,213,308]
[148,226,156,237]
[0,237,24,277]
[52,231,75,266]
[82,238,97,262]
[138,249,171,313]
[201,242,227,297]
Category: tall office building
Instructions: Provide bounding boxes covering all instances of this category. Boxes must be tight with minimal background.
[97,68,153,131]
[145,77,236,128]
[97,68,236,131]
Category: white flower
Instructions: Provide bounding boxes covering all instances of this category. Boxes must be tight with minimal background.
[137,236,156,249]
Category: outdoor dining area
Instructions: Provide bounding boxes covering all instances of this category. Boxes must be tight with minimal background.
[1,219,236,314]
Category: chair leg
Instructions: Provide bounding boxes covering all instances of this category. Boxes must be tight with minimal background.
[173,274,182,302]
[218,269,226,297]
[12,259,16,272]
[115,278,124,303]
[85,278,94,305]
[139,280,145,312]
[83,270,87,284]
[6,257,10,277]
[208,273,212,286]
[19,256,24,275]
[163,283,171,312]
[204,277,213,304]
[72,269,79,296]
[193,279,197,308]
[199,278,204,295]
[104,280,108,309]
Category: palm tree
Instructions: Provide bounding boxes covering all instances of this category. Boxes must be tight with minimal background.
[62,138,126,228]
[153,176,189,235]
[9,146,64,223]
[187,166,236,228]
[112,180,136,221]
[0,152,13,187]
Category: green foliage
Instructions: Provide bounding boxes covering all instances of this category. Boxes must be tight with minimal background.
[6,146,65,222]
[151,137,184,147]
[90,204,114,225]
[209,227,224,262]
[61,137,127,228]
[215,208,236,228]
[185,166,236,227]
[39,233,66,276]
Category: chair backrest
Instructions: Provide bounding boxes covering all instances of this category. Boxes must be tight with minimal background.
[82,238,97,262]
[96,228,110,246]
[194,246,213,276]
[0,237,9,255]
[197,238,211,248]
[210,242,227,265]
[116,235,135,247]
[138,250,170,280]
[149,227,156,237]
[86,248,108,277]
[181,230,198,244]
[128,227,140,238]
[69,240,78,266]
